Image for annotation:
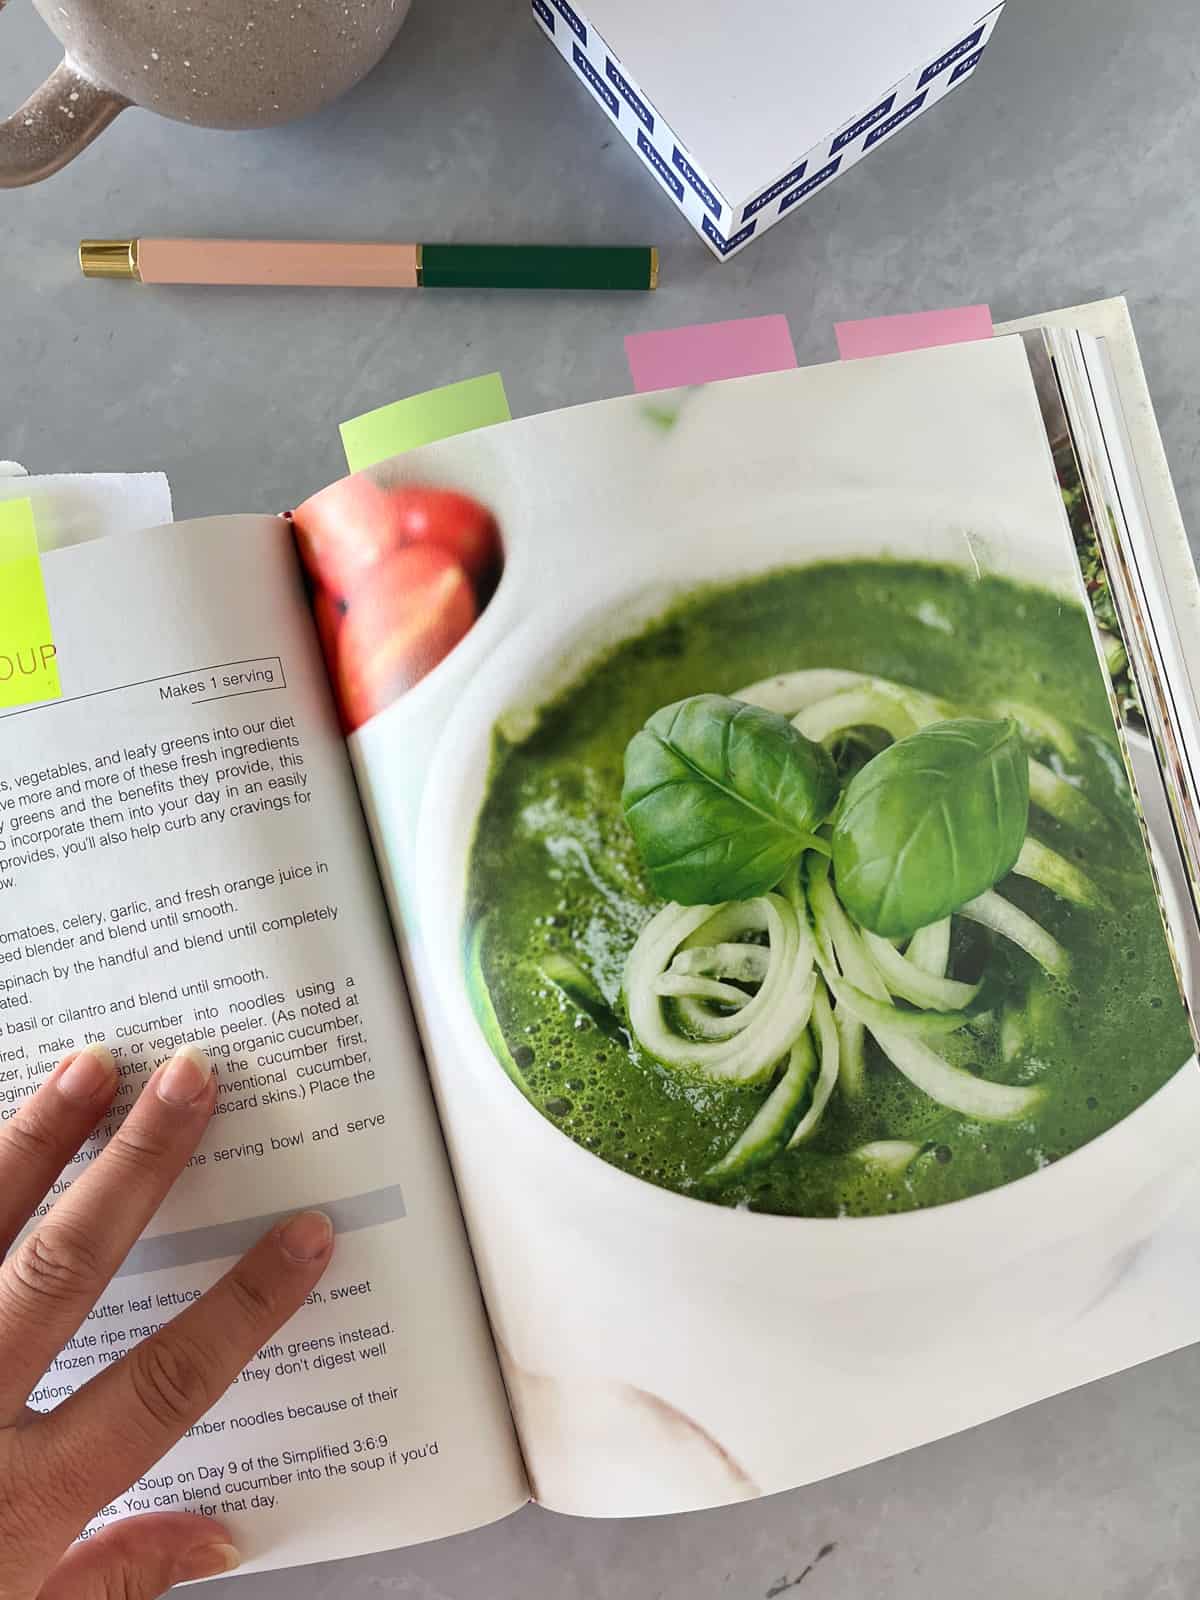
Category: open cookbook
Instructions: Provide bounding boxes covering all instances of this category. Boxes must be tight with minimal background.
[3,297,1199,1577]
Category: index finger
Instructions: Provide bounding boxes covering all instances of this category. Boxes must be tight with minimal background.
[0,1046,216,1416]
[33,1210,333,1524]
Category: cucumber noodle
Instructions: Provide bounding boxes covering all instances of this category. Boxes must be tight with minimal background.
[619,669,1098,1183]
[626,895,817,1082]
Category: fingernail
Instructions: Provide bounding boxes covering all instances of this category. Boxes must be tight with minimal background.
[173,1543,241,1581]
[57,1045,116,1105]
[156,1044,212,1107]
[279,1209,334,1263]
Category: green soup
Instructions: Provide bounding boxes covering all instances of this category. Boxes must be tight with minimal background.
[465,562,1193,1217]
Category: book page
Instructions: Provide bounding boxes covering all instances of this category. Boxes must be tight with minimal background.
[2,516,526,1574]
[292,340,1200,1518]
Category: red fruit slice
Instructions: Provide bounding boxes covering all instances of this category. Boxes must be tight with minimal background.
[293,479,502,600]
[383,486,501,585]
[336,546,477,732]
[293,475,403,600]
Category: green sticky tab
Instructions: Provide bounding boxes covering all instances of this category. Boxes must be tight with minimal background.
[340,373,511,474]
[0,497,60,709]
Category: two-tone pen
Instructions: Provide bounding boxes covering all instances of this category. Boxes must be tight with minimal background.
[79,238,659,292]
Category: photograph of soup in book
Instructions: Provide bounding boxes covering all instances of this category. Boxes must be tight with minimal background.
[302,337,1200,1513]
[462,560,1192,1217]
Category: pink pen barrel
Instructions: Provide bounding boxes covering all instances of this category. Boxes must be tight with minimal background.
[136,238,421,288]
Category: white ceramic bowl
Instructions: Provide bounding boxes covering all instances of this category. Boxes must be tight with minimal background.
[414,551,1200,1503]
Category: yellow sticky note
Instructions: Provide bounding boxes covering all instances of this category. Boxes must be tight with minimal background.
[340,373,511,474]
[0,497,61,709]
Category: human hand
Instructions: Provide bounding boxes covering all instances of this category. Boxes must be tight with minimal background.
[0,1043,334,1597]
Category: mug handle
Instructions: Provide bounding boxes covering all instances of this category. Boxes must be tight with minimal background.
[0,2,127,187]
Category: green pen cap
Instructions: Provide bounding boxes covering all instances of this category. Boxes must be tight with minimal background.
[418,243,658,292]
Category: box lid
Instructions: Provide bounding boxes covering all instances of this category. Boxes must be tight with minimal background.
[583,0,995,203]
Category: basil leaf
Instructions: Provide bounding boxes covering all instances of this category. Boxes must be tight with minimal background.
[832,718,1029,937]
[622,694,838,905]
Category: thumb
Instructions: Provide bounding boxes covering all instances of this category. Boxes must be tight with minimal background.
[39,1513,240,1598]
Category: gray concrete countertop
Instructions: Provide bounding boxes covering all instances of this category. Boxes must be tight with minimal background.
[3,0,1200,1594]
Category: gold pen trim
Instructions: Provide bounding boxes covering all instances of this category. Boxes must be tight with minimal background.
[649,246,660,290]
[78,239,140,281]
[415,241,424,288]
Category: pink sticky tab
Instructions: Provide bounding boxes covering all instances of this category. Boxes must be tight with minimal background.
[835,305,993,361]
[625,315,797,393]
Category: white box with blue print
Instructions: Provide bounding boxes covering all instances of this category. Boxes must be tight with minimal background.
[532,0,1005,259]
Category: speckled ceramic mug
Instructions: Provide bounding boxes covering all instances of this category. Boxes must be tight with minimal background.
[0,0,412,187]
